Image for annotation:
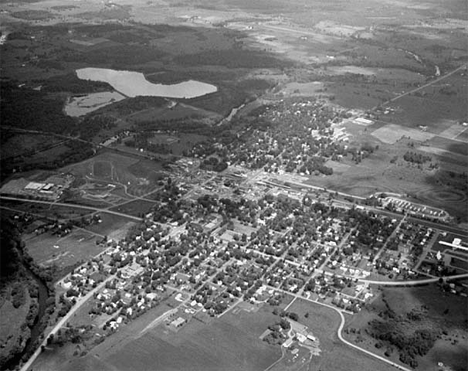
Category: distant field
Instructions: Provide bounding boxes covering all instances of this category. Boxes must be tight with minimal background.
[371,124,435,144]
[426,136,468,156]
[128,104,220,124]
[387,94,466,133]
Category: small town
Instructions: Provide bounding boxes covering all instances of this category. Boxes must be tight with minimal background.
[47,164,467,353]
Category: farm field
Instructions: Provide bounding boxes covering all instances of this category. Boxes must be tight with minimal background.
[303,119,467,221]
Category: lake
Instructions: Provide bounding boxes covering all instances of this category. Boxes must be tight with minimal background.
[76,68,218,98]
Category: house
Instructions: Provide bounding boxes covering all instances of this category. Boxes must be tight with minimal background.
[171,317,186,328]
[296,333,307,343]
[282,338,294,348]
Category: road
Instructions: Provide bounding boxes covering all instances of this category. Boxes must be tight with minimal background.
[138,308,179,337]
[379,63,467,106]
[20,275,116,371]
[2,126,97,147]
[333,306,412,371]
[0,196,143,222]
[360,272,468,286]
[373,214,407,264]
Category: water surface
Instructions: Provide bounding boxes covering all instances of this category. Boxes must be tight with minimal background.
[76,68,217,98]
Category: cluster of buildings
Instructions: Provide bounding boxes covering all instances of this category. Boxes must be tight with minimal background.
[382,196,449,222]
[0,173,73,200]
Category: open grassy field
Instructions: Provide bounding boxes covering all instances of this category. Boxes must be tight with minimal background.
[33,299,281,371]
[107,315,280,371]
[24,229,105,269]
[85,213,137,241]
[105,300,282,371]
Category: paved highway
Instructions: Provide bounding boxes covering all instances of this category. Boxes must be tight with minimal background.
[360,273,468,286]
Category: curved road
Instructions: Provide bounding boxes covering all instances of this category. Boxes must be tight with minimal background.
[360,273,468,286]
[332,305,412,371]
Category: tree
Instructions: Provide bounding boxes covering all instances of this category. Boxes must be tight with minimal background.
[289,312,299,321]
[279,318,290,330]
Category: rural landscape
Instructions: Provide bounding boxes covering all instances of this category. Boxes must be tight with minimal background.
[0,0,467,371]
